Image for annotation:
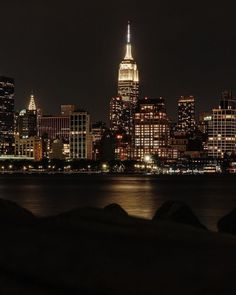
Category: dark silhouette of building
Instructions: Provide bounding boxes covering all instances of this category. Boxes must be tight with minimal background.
[0,76,15,155]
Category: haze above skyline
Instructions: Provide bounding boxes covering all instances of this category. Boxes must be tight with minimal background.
[1,0,236,122]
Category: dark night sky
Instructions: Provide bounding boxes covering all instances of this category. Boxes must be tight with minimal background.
[1,0,236,122]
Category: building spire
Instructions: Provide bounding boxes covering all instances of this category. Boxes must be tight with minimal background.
[28,93,37,111]
[124,21,133,60]
[127,21,131,43]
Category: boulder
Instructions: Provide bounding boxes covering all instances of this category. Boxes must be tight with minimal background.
[104,203,128,217]
[152,201,206,229]
[218,208,236,234]
[0,198,35,225]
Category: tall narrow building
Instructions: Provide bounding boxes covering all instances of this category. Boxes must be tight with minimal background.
[110,22,139,135]
[17,94,38,138]
[177,95,196,134]
[134,97,170,160]
[69,111,92,160]
[0,76,15,155]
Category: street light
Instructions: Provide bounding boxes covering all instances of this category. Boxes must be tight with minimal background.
[144,155,151,163]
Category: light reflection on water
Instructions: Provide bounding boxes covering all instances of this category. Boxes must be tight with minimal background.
[0,174,236,230]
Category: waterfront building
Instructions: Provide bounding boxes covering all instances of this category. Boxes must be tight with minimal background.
[14,135,42,161]
[177,96,196,134]
[134,97,171,161]
[0,76,15,155]
[207,91,236,158]
[69,111,92,159]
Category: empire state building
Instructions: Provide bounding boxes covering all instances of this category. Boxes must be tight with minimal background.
[118,22,139,104]
[110,22,139,136]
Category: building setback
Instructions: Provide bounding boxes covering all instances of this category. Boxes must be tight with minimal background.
[0,76,15,155]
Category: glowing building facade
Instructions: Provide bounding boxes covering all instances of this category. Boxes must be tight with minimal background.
[110,22,139,135]
[0,77,15,155]
[134,97,170,160]
[207,91,236,158]
[177,96,196,134]
[15,135,42,161]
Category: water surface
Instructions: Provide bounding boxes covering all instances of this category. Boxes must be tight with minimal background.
[0,174,236,230]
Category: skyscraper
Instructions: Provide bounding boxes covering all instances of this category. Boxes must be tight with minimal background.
[134,97,170,160]
[69,111,92,159]
[110,22,139,135]
[17,94,38,138]
[0,76,15,155]
[207,91,236,158]
[177,96,196,134]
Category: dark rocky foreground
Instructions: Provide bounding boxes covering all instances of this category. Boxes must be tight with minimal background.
[1,200,236,294]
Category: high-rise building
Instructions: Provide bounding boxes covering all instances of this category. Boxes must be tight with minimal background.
[110,22,139,135]
[69,111,92,159]
[38,116,70,142]
[109,97,123,132]
[91,121,106,160]
[0,76,15,155]
[17,94,38,138]
[177,96,196,134]
[207,91,236,158]
[134,97,170,160]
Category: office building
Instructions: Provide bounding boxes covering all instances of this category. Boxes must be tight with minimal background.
[177,96,196,134]
[0,76,15,155]
[69,111,92,159]
[134,97,170,160]
[15,135,42,161]
[207,91,236,158]
[38,115,70,142]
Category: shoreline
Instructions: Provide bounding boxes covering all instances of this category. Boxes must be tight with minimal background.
[0,171,235,177]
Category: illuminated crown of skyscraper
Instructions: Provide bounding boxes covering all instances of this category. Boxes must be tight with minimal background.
[124,21,133,60]
[28,94,37,111]
[118,22,139,84]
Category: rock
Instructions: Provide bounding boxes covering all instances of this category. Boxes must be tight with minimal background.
[0,198,35,225]
[152,201,206,229]
[39,205,130,229]
[104,203,128,217]
[218,208,236,234]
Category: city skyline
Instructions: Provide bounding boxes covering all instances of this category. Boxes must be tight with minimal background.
[1,1,236,122]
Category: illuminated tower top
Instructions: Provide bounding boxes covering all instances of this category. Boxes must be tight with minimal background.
[118,22,139,87]
[28,94,37,111]
[124,21,133,60]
